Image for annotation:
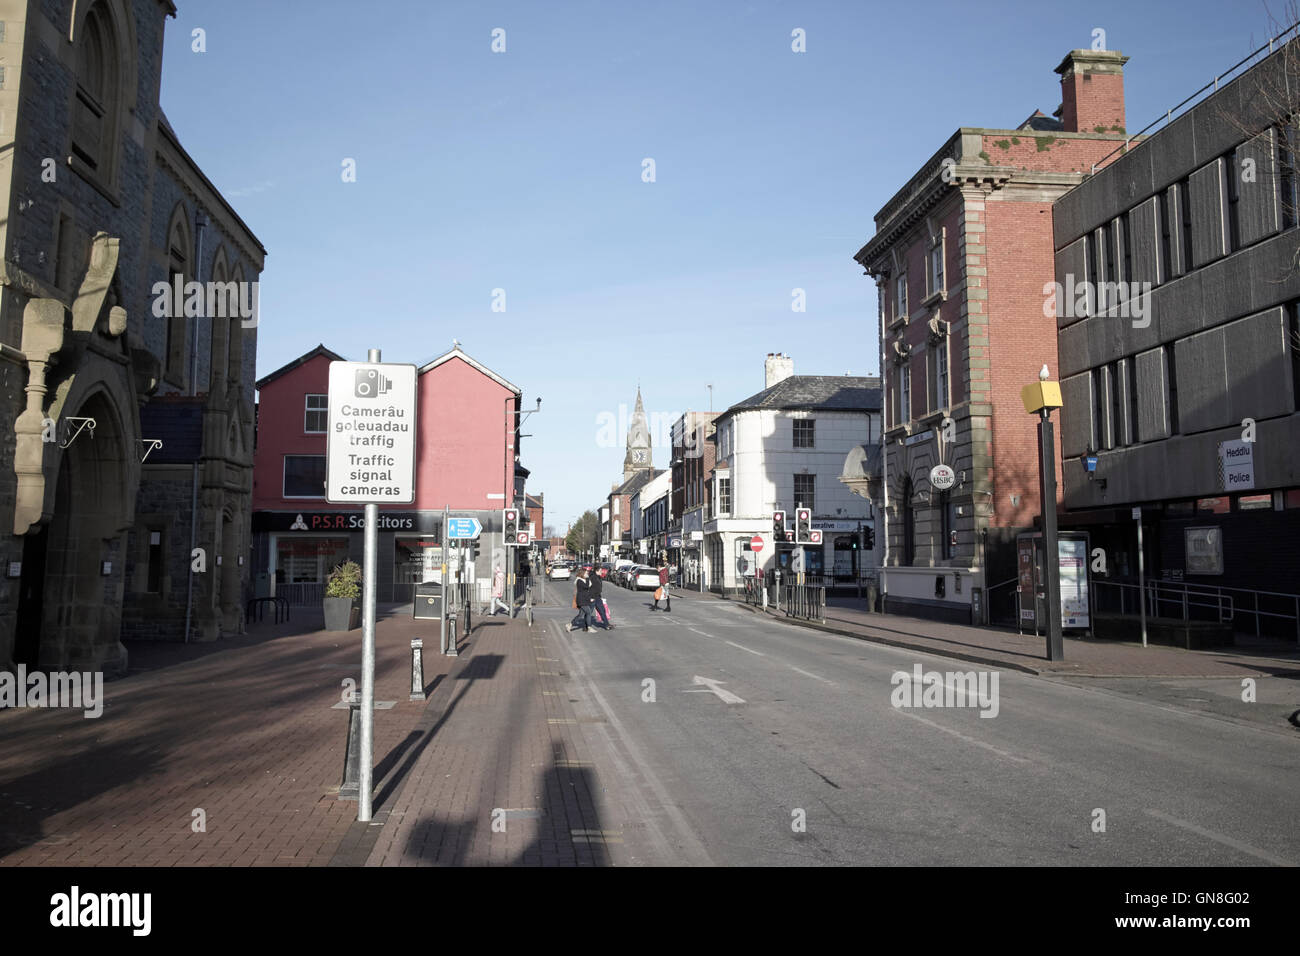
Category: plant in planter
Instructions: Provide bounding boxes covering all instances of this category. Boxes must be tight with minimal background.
[323,560,362,632]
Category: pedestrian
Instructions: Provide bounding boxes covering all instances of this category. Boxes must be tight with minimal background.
[588,563,613,630]
[569,568,595,632]
[651,557,671,612]
[490,563,509,615]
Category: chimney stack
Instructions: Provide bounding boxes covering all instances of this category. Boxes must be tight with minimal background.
[1054,50,1128,134]
[765,352,794,388]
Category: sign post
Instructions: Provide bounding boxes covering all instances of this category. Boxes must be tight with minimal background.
[326,353,417,823]
[1134,506,1146,648]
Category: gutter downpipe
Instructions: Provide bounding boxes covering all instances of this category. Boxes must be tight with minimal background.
[184,211,208,644]
[878,277,890,611]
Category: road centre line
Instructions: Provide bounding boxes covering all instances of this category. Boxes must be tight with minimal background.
[724,640,765,656]
[1144,809,1295,866]
[894,709,1028,764]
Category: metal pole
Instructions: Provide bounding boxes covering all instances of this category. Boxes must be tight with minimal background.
[1136,510,1147,648]
[440,504,449,654]
[1039,410,1064,661]
[358,347,381,823]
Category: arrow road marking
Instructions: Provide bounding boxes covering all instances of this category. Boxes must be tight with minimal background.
[691,675,745,705]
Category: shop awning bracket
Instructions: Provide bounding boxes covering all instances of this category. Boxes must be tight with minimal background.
[139,438,163,462]
[60,417,96,448]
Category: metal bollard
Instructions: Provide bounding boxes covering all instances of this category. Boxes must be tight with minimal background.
[339,695,362,800]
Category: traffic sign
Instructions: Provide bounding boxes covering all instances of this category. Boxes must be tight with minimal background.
[750,534,765,553]
[446,517,482,539]
[515,530,531,546]
[326,362,417,504]
[809,530,822,544]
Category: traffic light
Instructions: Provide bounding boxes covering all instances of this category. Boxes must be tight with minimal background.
[503,508,519,543]
[795,508,811,543]
[772,510,785,543]
[865,528,876,550]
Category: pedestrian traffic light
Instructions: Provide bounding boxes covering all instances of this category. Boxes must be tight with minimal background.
[503,508,519,543]
[795,508,811,543]
[773,510,785,542]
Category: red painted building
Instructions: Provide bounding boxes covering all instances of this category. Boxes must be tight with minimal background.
[252,344,531,603]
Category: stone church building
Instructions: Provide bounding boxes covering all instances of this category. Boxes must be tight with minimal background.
[0,0,265,673]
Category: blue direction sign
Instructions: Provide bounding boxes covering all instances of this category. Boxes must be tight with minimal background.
[446,517,482,540]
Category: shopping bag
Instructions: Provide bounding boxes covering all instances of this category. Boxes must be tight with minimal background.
[654,586,664,601]
[601,598,611,623]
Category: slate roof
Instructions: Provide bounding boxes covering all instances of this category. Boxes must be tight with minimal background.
[139,396,206,463]
[255,344,345,390]
[720,375,882,419]
[612,469,661,497]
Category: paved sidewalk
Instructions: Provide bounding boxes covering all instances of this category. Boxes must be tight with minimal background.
[677,588,1300,678]
[0,604,456,866]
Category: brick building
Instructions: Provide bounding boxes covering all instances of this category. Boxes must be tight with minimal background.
[2,0,265,671]
[251,344,533,605]
[854,50,1131,623]
[669,410,717,584]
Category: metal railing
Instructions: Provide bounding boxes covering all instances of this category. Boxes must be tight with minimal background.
[275,582,323,606]
[781,584,826,622]
[742,577,766,606]
[1093,578,1300,641]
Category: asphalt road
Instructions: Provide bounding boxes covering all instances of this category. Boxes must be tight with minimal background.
[534,576,1300,866]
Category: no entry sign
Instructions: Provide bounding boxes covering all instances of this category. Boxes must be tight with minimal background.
[750,534,765,552]
[326,362,417,503]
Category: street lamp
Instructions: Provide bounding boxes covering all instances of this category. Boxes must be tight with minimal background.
[1021,364,1065,662]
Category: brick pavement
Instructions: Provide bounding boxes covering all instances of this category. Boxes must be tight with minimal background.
[0,604,457,866]
[715,591,1300,679]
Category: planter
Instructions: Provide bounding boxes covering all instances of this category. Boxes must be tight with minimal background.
[324,596,359,632]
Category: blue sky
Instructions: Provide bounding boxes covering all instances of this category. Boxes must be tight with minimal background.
[161,0,1290,531]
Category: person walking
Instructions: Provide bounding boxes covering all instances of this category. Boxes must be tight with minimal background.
[569,568,595,632]
[588,565,613,630]
[651,557,672,612]
[489,563,509,615]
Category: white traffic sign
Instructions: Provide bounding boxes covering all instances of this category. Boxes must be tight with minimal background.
[326,362,417,504]
[750,534,765,553]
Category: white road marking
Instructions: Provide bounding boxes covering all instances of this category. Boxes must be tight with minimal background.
[724,640,765,657]
[1144,809,1295,866]
[894,709,1028,763]
[692,675,746,705]
[788,665,834,685]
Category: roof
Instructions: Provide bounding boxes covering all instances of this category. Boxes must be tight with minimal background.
[612,469,659,497]
[139,396,205,463]
[255,344,344,391]
[719,375,882,419]
[418,346,520,394]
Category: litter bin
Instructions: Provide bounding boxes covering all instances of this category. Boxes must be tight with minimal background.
[413,582,442,620]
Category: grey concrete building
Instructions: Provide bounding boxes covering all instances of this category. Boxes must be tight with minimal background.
[1052,39,1300,628]
[1,0,265,672]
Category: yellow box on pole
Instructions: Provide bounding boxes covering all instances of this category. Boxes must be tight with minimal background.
[1021,380,1063,414]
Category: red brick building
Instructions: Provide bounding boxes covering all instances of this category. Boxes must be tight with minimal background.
[251,344,532,604]
[854,50,1132,623]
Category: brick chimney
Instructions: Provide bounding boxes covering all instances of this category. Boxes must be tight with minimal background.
[765,352,794,388]
[1054,50,1128,134]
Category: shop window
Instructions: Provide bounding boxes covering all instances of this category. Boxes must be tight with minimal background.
[1164,501,1194,517]
[284,455,326,498]
[1236,493,1272,511]
[1195,497,1229,515]
[277,537,350,584]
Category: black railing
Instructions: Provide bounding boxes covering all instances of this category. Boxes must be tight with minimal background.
[781,584,826,622]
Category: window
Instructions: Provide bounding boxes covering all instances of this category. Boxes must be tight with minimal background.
[1109,362,1125,448]
[1195,497,1229,515]
[1122,211,1133,284]
[1084,233,1099,315]
[794,474,816,512]
[1090,367,1104,451]
[146,529,163,593]
[1178,178,1194,271]
[900,363,911,423]
[165,209,190,386]
[1185,527,1223,575]
[895,273,908,319]
[902,477,916,566]
[283,455,326,498]
[793,418,815,448]
[936,341,950,410]
[1236,494,1272,511]
[1165,500,1195,516]
[940,492,956,560]
[1223,154,1240,252]
[1127,356,1141,444]
[72,4,118,180]
[1165,345,1180,434]
[305,395,328,433]
[927,240,944,296]
[1158,190,1173,283]
[1280,123,1298,230]
[1100,223,1116,311]
[228,266,246,386]
[1289,301,1300,413]
[717,477,731,515]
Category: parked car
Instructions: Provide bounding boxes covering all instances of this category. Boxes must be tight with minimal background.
[632,566,660,590]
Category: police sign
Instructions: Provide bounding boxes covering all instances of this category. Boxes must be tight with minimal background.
[326,362,417,503]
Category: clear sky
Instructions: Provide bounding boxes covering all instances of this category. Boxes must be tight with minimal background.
[161,0,1291,531]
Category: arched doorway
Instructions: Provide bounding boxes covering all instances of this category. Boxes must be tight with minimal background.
[19,390,130,670]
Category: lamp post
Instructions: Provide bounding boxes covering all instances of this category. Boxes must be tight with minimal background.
[1022,365,1065,662]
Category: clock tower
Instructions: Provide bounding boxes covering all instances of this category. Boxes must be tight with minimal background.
[623,389,653,482]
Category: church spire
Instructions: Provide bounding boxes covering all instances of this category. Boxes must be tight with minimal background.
[624,388,652,481]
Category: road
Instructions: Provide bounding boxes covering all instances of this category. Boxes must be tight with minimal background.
[533,576,1300,866]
